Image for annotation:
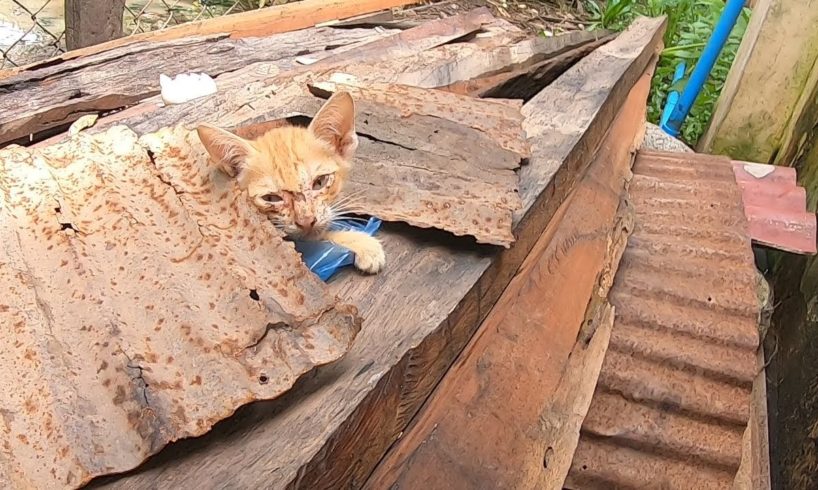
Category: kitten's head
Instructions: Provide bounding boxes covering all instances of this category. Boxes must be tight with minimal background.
[197,92,358,239]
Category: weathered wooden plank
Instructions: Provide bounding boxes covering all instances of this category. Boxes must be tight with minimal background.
[30,13,601,154]
[698,0,818,162]
[444,33,615,100]
[26,9,502,149]
[0,126,359,489]
[321,28,608,91]
[65,0,126,50]
[0,0,418,76]
[365,67,649,490]
[0,27,394,146]
[90,16,666,490]
[310,7,496,67]
[97,28,594,139]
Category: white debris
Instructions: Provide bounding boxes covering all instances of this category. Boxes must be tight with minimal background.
[744,162,776,179]
[159,72,217,105]
[68,114,98,136]
[295,56,318,65]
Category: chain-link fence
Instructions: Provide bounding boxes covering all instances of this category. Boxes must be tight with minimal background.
[1,0,291,69]
[1,0,65,69]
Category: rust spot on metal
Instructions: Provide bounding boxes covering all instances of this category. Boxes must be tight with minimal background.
[112,386,127,405]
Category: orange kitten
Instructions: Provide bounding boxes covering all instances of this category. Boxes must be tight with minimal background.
[196,92,385,274]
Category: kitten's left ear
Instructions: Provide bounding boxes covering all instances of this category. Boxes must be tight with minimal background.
[309,91,358,159]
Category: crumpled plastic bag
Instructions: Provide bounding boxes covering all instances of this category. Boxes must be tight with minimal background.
[294,217,382,281]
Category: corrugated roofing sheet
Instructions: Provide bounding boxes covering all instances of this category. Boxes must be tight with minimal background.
[565,150,760,489]
[0,125,361,489]
[731,160,816,255]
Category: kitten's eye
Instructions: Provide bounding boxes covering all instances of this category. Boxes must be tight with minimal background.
[262,193,283,204]
[312,174,333,191]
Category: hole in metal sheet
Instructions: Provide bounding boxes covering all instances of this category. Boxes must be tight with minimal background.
[543,446,554,468]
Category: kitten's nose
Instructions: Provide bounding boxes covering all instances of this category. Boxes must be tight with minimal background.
[296,215,317,231]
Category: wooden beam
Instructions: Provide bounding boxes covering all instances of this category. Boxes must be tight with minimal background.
[30,14,500,148]
[91,16,665,490]
[42,24,602,146]
[442,33,614,100]
[0,27,393,147]
[365,66,651,490]
[1,0,418,76]
[20,15,524,148]
[698,0,818,162]
[4,9,496,148]
[64,0,126,50]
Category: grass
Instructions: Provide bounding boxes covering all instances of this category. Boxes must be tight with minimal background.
[584,0,751,146]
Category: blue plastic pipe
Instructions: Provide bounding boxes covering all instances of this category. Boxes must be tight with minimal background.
[661,0,745,137]
[660,62,686,131]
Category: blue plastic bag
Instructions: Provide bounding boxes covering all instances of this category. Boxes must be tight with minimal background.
[293,217,382,281]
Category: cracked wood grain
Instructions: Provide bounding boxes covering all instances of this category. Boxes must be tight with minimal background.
[15,8,500,150]
[0,27,395,146]
[0,126,359,489]
[0,0,419,76]
[30,9,595,150]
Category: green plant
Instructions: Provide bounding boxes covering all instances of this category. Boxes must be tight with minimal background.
[584,0,751,146]
[585,0,635,31]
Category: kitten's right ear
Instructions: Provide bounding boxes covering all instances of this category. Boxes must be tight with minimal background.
[309,91,358,159]
[196,124,256,177]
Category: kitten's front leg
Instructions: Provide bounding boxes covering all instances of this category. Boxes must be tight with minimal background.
[323,230,386,274]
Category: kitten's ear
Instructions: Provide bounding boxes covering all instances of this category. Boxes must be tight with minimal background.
[196,124,257,177]
[309,91,358,159]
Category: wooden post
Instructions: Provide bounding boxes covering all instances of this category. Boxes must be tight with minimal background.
[65,0,126,50]
[698,0,818,163]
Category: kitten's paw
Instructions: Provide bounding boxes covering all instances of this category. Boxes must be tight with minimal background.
[324,230,386,274]
[353,237,385,274]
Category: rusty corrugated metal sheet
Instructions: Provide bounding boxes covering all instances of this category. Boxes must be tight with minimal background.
[309,80,530,158]
[732,160,816,255]
[0,126,360,489]
[234,79,528,247]
[566,150,760,489]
